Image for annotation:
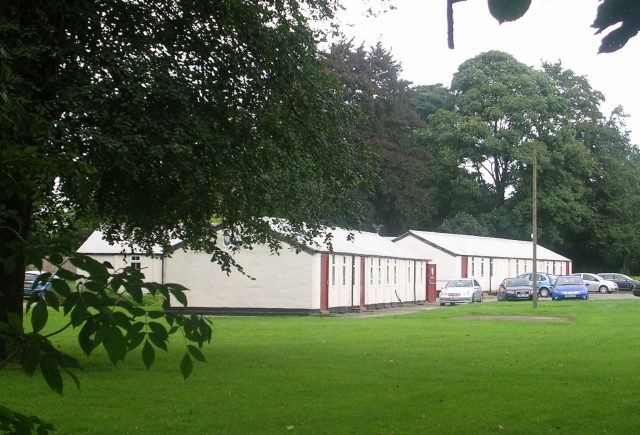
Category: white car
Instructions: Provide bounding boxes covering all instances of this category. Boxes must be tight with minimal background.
[570,273,618,294]
[439,279,483,306]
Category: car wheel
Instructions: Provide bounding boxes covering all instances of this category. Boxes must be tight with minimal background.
[478,294,483,303]
[440,302,445,306]
[551,295,556,301]
[471,294,475,303]
[540,288,550,298]
[599,285,608,294]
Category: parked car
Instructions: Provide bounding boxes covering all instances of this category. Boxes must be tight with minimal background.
[23,273,51,298]
[570,273,618,293]
[24,270,43,291]
[439,279,483,306]
[497,278,534,301]
[517,272,557,298]
[597,273,640,291]
[551,276,589,300]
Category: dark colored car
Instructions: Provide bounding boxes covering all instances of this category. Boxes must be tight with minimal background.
[517,272,557,298]
[551,276,589,300]
[497,278,534,301]
[597,273,640,292]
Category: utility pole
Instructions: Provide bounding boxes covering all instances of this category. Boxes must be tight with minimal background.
[532,147,538,309]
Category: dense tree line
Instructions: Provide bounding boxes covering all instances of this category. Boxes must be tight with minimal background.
[326,45,640,273]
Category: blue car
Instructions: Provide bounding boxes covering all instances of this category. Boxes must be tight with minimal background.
[23,273,52,299]
[517,272,557,298]
[551,276,589,301]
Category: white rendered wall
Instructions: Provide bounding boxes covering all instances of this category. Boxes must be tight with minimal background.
[395,237,455,291]
[165,244,316,309]
[82,253,163,283]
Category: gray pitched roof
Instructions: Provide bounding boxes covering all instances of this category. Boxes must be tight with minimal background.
[306,228,429,261]
[76,230,180,255]
[395,230,570,262]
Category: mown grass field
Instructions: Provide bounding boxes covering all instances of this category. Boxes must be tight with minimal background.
[3,300,640,435]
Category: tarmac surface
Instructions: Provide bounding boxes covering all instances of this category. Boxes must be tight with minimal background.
[332,291,638,318]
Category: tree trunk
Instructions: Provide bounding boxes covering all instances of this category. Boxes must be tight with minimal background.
[0,193,32,358]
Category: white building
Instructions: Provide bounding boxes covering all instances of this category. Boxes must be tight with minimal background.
[393,231,572,293]
[77,228,430,315]
[76,230,174,283]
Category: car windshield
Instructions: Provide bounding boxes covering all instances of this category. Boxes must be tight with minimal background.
[446,280,472,288]
[506,278,530,287]
[556,277,582,285]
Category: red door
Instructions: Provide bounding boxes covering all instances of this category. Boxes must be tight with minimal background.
[461,256,468,278]
[427,263,437,302]
[320,254,329,312]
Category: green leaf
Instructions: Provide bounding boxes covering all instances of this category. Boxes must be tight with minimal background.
[70,303,87,327]
[20,345,41,377]
[78,318,97,356]
[112,311,132,330]
[124,283,143,304]
[7,311,24,334]
[169,287,188,307]
[142,340,155,370]
[147,331,168,352]
[63,292,79,316]
[42,289,60,311]
[127,331,145,351]
[488,0,531,24]
[180,352,193,380]
[40,354,63,395]
[103,325,127,365]
[31,300,48,333]
[54,268,82,281]
[50,279,71,297]
[147,322,168,340]
[187,345,206,363]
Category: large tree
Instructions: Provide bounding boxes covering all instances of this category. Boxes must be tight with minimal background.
[324,40,430,235]
[0,1,374,323]
[423,51,566,235]
[419,52,640,270]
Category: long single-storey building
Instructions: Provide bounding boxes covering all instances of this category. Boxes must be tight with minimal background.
[76,230,177,283]
[77,228,431,315]
[393,230,572,293]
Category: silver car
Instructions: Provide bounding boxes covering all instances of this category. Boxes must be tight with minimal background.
[439,279,483,306]
[571,273,618,293]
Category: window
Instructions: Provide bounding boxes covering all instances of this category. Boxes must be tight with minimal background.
[420,262,423,283]
[370,259,374,285]
[342,257,346,286]
[378,258,381,285]
[516,259,519,275]
[386,259,390,284]
[130,255,141,270]
[490,258,494,277]
[524,261,527,273]
[331,255,336,287]
[408,263,411,284]
[480,259,484,277]
[546,262,549,273]
[393,260,397,285]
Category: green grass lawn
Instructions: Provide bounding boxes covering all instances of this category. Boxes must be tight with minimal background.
[3,300,640,435]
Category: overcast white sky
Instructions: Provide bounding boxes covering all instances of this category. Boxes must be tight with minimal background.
[335,0,640,145]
